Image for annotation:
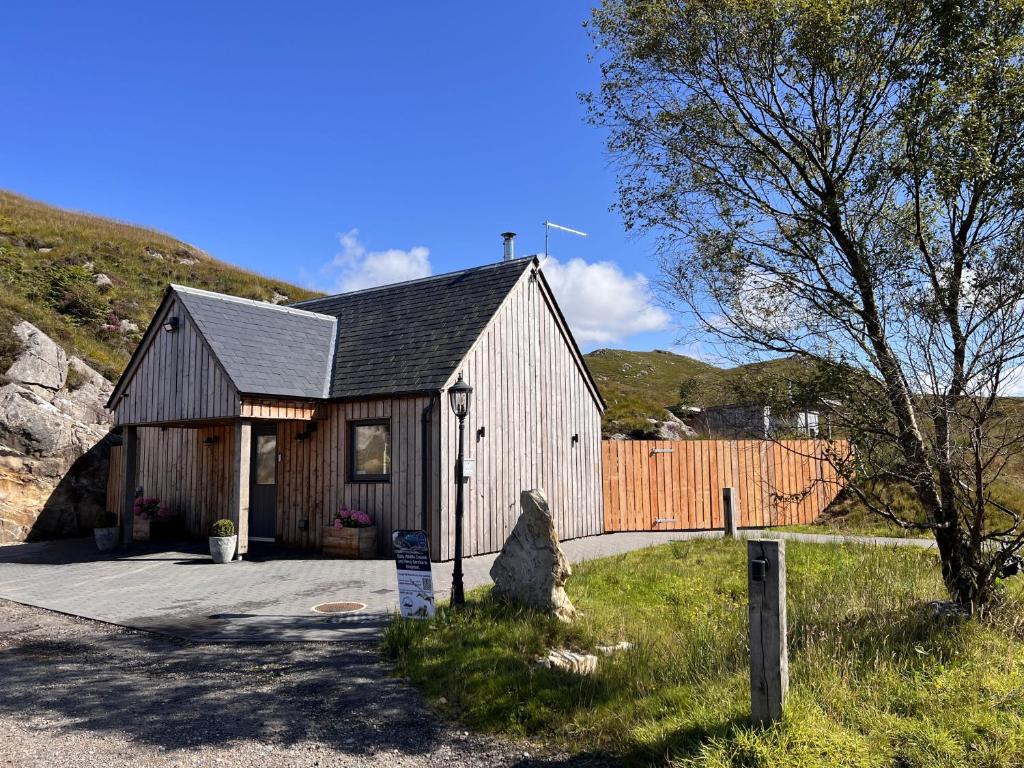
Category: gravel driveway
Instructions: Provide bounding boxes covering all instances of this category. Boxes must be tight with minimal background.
[0,599,617,767]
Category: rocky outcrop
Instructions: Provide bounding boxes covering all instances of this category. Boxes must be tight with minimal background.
[652,411,697,440]
[489,489,577,622]
[0,322,113,543]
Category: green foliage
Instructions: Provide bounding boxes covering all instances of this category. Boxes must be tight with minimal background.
[0,306,23,375]
[93,510,118,529]
[64,364,85,391]
[385,540,1024,766]
[585,348,818,436]
[0,190,321,381]
[209,519,235,538]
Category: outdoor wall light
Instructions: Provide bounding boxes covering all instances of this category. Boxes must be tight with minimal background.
[162,316,179,333]
[448,373,472,418]
[295,423,318,442]
[477,426,486,439]
[202,436,218,447]
[572,433,579,445]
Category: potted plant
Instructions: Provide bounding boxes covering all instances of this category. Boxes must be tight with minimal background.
[322,506,377,558]
[209,518,237,564]
[132,496,162,541]
[93,510,119,552]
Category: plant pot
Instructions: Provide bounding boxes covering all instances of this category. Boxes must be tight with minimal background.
[322,526,377,559]
[133,515,150,541]
[209,535,237,564]
[94,526,119,552]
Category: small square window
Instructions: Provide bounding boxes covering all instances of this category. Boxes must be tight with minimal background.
[348,419,391,482]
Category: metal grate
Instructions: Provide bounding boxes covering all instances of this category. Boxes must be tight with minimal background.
[311,602,365,614]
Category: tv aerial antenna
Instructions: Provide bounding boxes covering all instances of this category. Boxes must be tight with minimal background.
[543,220,588,259]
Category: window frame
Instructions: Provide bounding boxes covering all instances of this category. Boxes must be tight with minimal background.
[347,418,392,483]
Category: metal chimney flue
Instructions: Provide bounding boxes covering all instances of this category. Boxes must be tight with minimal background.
[501,231,516,261]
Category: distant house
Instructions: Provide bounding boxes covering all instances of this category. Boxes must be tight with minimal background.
[106,256,605,561]
[687,404,822,440]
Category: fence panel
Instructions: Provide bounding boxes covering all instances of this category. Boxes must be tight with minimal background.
[602,439,849,533]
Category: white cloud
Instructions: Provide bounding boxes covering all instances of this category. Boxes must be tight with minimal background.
[323,229,432,292]
[540,256,670,346]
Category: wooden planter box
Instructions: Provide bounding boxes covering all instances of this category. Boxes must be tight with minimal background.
[322,526,377,559]
[133,515,151,542]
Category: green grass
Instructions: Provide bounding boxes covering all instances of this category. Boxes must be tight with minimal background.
[0,190,321,380]
[383,540,1024,766]
[787,476,1024,539]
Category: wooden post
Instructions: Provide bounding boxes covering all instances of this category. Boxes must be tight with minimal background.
[119,426,137,547]
[748,539,788,725]
[231,420,252,560]
[723,486,739,537]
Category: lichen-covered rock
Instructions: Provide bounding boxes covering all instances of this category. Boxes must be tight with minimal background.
[5,321,67,392]
[489,488,577,621]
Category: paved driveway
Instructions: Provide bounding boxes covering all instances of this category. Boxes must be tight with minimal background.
[0,532,706,642]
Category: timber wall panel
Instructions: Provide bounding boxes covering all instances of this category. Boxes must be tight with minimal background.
[438,271,605,560]
[116,395,434,556]
[113,297,239,425]
[122,425,236,535]
[603,439,849,532]
[274,395,434,556]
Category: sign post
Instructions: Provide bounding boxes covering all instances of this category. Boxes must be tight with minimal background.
[748,538,788,725]
[393,530,436,619]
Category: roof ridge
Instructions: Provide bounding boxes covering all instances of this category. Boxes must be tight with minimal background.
[290,256,537,307]
[171,284,337,322]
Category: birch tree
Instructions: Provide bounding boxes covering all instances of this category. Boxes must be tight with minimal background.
[587,0,1024,609]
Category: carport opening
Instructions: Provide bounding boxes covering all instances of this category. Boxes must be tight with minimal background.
[311,602,365,614]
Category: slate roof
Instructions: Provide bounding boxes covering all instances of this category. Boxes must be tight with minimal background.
[173,285,337,398]
[292,257,535,398]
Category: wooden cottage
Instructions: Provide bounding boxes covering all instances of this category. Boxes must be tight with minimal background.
[106,257,605,561]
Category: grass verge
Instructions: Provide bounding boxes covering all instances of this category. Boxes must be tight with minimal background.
[383,539,1024,767]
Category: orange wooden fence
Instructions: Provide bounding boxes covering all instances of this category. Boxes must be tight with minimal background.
[602,439,849,532]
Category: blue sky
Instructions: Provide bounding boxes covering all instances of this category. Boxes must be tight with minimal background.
[2,1,680,352]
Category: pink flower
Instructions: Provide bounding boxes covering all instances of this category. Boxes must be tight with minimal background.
[333,519,343,529]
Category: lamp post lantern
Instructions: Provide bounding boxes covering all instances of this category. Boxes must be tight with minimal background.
[447,372,473,606]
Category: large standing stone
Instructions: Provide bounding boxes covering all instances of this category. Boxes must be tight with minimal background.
[489,488,577,621]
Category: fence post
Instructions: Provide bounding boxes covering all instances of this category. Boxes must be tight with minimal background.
[748,539,788,725]
[723,487,739,537]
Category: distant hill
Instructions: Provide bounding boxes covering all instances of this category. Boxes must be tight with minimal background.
[584,347,806,436]
[0,191,321,380]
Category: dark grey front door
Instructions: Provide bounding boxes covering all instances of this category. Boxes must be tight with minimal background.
[249,423,278,540]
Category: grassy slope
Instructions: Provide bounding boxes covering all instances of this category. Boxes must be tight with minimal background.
[385,539,1024,767]
[0,190,321,380]
[584,347,804,436]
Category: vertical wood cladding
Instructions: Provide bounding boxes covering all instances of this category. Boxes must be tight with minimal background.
[602,439,850,531]
[113,297,239,425]
[437,271,605,560]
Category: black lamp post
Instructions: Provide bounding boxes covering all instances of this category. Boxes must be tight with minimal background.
[447,372,473,606]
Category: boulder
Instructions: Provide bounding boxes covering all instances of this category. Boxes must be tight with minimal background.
[94,273,113,290]
[5,321,67,392]
[0,323,113,543]
[489,488,577,621]
[655,411,697,440]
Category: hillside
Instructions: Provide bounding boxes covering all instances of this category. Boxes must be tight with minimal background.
[0,191,321,381]
[584,348,809,436]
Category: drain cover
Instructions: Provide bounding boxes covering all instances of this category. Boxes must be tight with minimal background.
[312,601,365,614]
